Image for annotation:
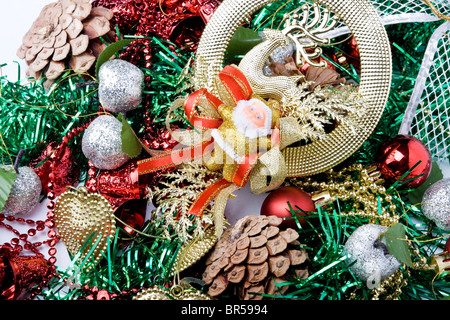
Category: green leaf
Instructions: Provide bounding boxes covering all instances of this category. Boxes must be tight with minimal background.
[408,161,443,206]
[95,39,134,78]
[380,223,413,267]
[225,27,263,60]
[0,167,17,212]
[117,113,142,158]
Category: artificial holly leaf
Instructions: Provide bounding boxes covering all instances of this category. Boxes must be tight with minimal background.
[0,167,17,212]
[95,39,134,78]
[225,27,263,61]
[408,161,443,206]
[117,113,142,158]
[380,223,413,267]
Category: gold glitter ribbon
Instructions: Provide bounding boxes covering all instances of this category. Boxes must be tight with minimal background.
[249,116,303,194]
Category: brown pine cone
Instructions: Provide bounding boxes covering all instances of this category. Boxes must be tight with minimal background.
[202,215,309,300]
[17,0,113,84]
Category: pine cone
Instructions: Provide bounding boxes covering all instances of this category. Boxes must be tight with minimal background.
[202,215,309,300]
[17,0,113,83]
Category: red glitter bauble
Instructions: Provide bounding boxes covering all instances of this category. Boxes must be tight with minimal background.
[260,186,316,228]
[374,134,432,189]
[29,141,80,196]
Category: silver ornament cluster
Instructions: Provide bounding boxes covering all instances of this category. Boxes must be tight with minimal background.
[82,115,130,170]
[1,166,42,216]
[422,178,450,231]
[343,224,401,284]
[98,59,144,113]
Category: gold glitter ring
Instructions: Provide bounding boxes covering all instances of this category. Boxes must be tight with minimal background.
[194,0,392,177]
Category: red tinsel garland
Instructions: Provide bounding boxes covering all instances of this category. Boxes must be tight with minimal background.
[92,0,222,48]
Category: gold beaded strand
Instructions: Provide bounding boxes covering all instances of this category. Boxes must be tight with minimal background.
[288,164,399,226]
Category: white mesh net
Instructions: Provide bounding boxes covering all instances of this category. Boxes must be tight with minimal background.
[372,0,448,16]
[323,0,448,38]
[399,21,450,161]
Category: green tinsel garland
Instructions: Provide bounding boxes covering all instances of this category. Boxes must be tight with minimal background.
[0,70,99,166]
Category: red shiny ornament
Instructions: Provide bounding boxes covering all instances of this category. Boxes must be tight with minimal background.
[0,247,52,300]
[114,199,147,238]
[343,36,360,70]
[260,186,316,228]
[375,135,432,189]
[445,237,450,253]
[29,141,80,196]
[94,159,149,210]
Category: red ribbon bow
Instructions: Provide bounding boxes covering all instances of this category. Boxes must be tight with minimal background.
[138,65,259,216]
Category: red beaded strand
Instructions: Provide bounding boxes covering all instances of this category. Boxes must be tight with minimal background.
[45,122,90,264]
[0,122,90,299]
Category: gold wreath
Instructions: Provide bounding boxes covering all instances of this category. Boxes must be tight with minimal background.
[194,0,392,177]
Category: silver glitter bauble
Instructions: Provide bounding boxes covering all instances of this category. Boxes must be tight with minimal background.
[98,59,144,113]
[82,115,130,170]
[422,178,450,231]
[1,166,42,216]
[343,224,401,283]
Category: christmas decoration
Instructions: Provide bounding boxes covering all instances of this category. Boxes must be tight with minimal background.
[0,69,99,166]
[17,0,114,84]
[148,163,222,241]
[29,141,80,196]
[398,20,450,163]
[133,282,212,300]
[260,186,316,228]
[293,163,399,226]
[81,114,131,170]
[54,186,116,270]
[113,199,147,238]
[2,0,450,304]
[98,59,144,113]
[91,0,221,48]
[431,250,450,276]
[137,64,307,239]
[194,0,392,178]
[343,224,401,284]
[202,215,308,300]
[421,178,450,230]
[0,247,53,300]
[86,159,149,210]
[1,166,42,217]
[374,134,432,189]
[171,226,218,274]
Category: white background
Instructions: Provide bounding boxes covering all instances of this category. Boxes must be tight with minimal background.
[0,1,54,82]
[0,0,72,269]
[0,0,268,271]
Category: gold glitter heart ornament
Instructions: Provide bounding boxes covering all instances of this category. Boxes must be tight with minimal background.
[171,226,218,275]
[54,187,116,270]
